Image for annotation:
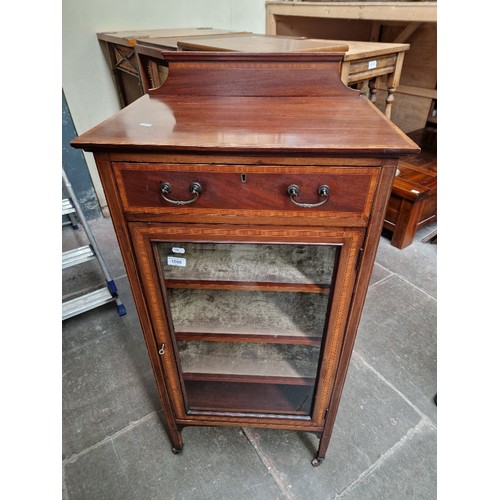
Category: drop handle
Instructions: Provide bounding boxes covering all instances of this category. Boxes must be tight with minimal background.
[160,181,202,206]
[287,184,330,208]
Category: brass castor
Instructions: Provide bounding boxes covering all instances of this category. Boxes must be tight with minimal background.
[311,456,324,467]
[171,447,183,455]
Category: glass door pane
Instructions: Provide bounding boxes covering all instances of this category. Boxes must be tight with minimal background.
[154,241,339,416]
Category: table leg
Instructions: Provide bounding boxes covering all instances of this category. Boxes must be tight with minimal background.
[385,87,396,118]
[105,43,128,109]
[340,60,350,88]
[368,78,378,104]
[359,80,370,97]
[390,197,425,249]
[384,51,406,119]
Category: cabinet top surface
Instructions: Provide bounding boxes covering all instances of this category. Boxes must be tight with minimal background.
[72,94,417,155]
[72,52,418,156]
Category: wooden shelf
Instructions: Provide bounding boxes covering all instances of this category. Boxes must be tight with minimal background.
[266,2,437,27]
[176,331,322,346]
[165,279,330,294]
[178,340,320,378]
[169,289,330,341]
[159,242,337,289]
[184,375,316,415]
[183,372,316,386]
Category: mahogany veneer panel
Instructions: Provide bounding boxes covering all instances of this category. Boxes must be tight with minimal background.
[74,94,415,154]
[115,163,379,219]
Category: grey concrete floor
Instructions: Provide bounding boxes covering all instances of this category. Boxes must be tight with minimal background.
[62,217,437,500]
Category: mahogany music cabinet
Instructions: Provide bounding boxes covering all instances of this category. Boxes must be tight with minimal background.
[71,52,418,465]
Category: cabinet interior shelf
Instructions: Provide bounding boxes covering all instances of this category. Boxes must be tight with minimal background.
[178,340,320,378]
[165,279,330,294]
[179,342,319,414]
[183,372,316,386]
[168,289,329,340]
[183,376,316,415]
[159,242,338,289]
[176,331,322,346]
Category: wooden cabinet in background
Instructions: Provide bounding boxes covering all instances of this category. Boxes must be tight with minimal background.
[71,52,418,465]
[384,126,437,248]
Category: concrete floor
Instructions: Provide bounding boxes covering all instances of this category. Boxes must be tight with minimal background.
[62,216,437,500]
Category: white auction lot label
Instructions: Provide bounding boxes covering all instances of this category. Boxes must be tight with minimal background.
[167,256,187,267]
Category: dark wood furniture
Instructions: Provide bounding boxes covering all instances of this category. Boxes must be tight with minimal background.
[134,33,348,96]
[176,34,409,119]
[71,52,418,465]
[383,126,437,249]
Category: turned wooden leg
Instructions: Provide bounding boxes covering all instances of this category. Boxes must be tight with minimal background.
[359,80,369,97]
[368,79,378,104]
[385,87,396,118]
[384,51,406,119]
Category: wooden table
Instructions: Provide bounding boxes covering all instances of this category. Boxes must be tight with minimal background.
[175,34,409,118]
[97,28,247,107]
[265,1,437,132]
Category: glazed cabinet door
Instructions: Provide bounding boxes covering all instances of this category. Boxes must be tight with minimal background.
[130,223,363,426]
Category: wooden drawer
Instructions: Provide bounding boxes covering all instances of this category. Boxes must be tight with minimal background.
[347,54,397,84]
[114,162,379,223]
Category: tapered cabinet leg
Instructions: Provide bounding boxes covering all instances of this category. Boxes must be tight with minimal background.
[167,427,184,455]
[311,430,331,466]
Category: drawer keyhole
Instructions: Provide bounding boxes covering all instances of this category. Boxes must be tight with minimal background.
[241,174,247,183]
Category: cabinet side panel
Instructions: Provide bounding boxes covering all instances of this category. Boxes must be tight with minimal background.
[92,152,181,440]
[318,161,398,457]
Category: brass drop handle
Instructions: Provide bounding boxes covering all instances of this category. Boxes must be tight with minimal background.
[287,184,330,208]
[160,181,202,206]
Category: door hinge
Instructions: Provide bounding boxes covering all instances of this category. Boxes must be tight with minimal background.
[324,408,329,420]
[356,247,364,270]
